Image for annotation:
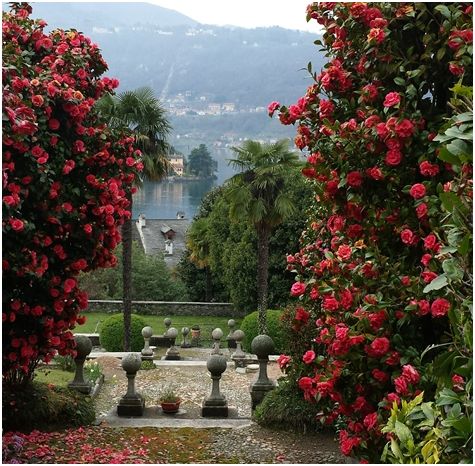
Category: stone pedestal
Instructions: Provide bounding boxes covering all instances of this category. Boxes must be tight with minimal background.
[181,327,191,348]
[226,319,237,349]
[202,354,228,417]
[249,334,275,410]
[117,353,144,416]
[141,326,154,361]
[68,335,93,394]
[164,327,181,360]
[231,329,247,369]
[210,328,223,355]
[163,318,172,336]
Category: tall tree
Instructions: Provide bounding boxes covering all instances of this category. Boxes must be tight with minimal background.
[96,87,171,350]
[187,144,217,179]
[226,139,301,333]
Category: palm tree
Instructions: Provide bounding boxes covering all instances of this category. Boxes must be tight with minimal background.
[96,87,171,350]
[186,217,213,301]
[226,139,301,334]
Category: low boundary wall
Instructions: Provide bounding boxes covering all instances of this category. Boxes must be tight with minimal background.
[86,300,243,317]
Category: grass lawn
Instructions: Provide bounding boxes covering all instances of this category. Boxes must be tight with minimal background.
[74,312,241,344]
[34,367,74,386]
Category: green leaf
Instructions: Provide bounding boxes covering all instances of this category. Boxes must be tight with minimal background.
[436,47,446,61]
[442,258,464,281]
[458,234,471,256]
[439,191,463,213]
[423,274,448,293]
[395,420,413,444]
[446,139,469,156]
[435,388,460,406]
[394,77,406,86]
[437,147,461,165]
[434,4,451,18]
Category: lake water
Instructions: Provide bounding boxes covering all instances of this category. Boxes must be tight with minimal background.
[132,148,237,219]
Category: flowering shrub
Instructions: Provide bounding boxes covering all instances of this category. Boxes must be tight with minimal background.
[271,2,472,462]
[2,3,143,386]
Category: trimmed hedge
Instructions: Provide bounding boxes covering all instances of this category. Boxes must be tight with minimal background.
[240,309,287,353]
[99,313,147,352]
[254,378,324,432]
[3,382,95,432]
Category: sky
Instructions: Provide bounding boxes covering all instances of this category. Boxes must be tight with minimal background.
[21,0,321,32]
[148,0,319,32]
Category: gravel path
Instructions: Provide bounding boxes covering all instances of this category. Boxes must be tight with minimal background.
[93,353,345,463]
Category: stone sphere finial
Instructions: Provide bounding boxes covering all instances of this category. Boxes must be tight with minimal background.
[207,353,227,376]
[227,319,236,328]
[74,335,93,358]
[121,353,142,373]
[164,317,172,326]
[182,327,190,335]
[142,326,153,339]
[212,328,223,340]
[233,329,244,342]
[168,327,178,339]
[251,334,275,359]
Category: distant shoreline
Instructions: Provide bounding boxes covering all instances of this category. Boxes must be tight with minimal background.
[165,175,217,182]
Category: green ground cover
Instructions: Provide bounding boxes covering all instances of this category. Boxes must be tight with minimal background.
[74,312,240,344]
[34,368,73,387]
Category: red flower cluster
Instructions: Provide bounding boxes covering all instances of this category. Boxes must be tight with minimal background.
[273,2,472,462]
[2,4,142,384]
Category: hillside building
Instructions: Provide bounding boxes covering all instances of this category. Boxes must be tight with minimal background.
[169,155,184,176]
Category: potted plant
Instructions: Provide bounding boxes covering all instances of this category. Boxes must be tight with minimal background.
[159,386,181,414]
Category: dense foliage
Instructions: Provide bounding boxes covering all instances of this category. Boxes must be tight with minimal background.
[2,3,142,386]
[272,2,472,462]
[78,242,188,301]
[178,170,312,311]
[99,313,147,352]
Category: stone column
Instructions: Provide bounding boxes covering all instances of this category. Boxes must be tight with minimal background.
[141,326,154,361]
[68,335,93,394]
[226,319,237,349]
[231,329,246,368]
[181,327,191,348]
[249,334,275,410]
[202,354,228,417]
[210,328,223,355]
[164,327,180,360]
[117,353,144,416]
[163,318,172,336]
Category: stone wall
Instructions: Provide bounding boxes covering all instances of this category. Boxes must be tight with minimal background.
[86,300,243,317]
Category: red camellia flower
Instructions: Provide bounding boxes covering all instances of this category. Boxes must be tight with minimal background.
[337,244,352,261]
[409,183,426,199]
[277,354,291,370]
[367,27,385,44]
[401,364,420,384]
[385,149,402,166]
[383,92,400,107]
[290,282,306,297]
[295,306,310,323]
[400,228,415,245]
[430,298,451,317]
[302,350,316,364]
[419,160,440,177]
[366,337,390,358]
[9,218,24,232]
[347,171,363,188]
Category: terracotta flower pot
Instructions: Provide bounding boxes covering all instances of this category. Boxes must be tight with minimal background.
[160,399,181,414]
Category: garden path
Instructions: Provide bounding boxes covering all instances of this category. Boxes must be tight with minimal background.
[93,353,346,463]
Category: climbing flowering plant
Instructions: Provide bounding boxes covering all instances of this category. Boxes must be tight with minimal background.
[2,3,143,386]
[271,2,472,462]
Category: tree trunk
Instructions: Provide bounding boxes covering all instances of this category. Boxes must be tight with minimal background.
[122,191,133,351]
[205,266,212,302]
[256,223,271,334]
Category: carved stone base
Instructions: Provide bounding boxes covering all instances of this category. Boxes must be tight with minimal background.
[201,397,229,417]
[68,382,92,394]
[250,383,275,410]
[117,394,145,417]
